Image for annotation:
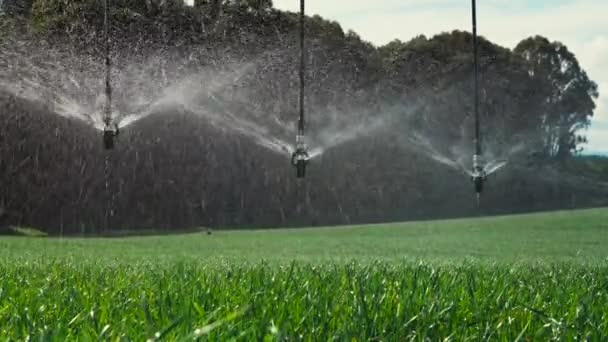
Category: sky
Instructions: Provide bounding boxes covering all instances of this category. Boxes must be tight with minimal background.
[186,0,608,153]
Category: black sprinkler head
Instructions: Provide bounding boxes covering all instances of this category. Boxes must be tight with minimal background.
[103,130,115,150]
[296,160,307,178]
[292,148,309,179]
[103,123,119,150]
[473,175,484,194]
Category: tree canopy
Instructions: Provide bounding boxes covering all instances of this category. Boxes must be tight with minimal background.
[0,0,603,234]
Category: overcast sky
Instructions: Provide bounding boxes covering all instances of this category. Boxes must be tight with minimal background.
[186,0,607,153]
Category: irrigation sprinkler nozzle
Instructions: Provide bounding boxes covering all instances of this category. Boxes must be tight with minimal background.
[292,135,309,178]
[103,122,119,150]
[471,154,486,197]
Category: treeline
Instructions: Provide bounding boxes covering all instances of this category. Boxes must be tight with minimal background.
[0,0,604,234]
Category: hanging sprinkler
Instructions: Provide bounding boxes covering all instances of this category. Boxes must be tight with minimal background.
[471,153,486,204]
[291,0,309,178]
[102,0,118,150]
[292,133,309,178]
[103,120,119,150]
[470,0,484,204]
[468,0,505,205]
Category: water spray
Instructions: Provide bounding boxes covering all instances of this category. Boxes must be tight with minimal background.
[291,0,310,178]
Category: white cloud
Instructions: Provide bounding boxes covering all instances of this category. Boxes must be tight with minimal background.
[275,0,607,46]
[585,120,608,152]
[582,36,608,68]
[274,0,608,151]
[586,81,608,152]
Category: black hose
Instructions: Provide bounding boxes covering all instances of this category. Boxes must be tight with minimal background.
[472,0,480,156]
[298,0,305,136]
[104,0,112,125]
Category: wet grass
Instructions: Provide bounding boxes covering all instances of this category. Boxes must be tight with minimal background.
[1,208,608,339]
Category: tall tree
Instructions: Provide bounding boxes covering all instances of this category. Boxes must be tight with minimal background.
[514,36,599,158]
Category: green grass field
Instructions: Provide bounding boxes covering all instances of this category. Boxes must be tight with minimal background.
[1,208,608,340]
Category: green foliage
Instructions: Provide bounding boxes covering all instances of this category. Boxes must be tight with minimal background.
[515,36,600,158]
[0,0,603,232]
[0,260,607,339]
[564,155,608,181]
[1,209,608,338]
[30,0,87,32]
[0,14,22,40]
[28,0,192,34]
[4,207,608,262]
